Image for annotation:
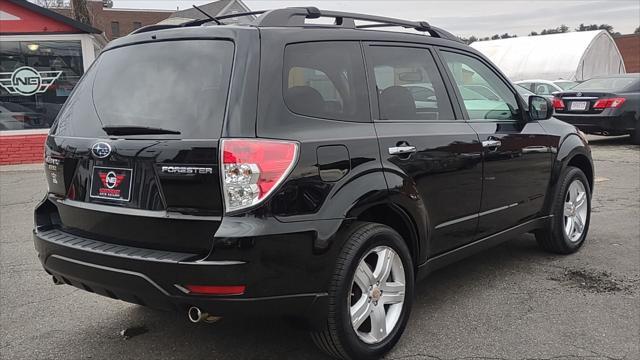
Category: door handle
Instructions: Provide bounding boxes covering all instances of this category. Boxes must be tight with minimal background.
[481,140,502,148]
[388,146,417,155]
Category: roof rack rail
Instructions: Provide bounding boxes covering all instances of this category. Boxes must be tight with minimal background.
[131,7,460,43]
[255,7,460,42]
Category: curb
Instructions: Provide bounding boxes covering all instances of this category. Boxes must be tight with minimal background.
[0,163,43,172]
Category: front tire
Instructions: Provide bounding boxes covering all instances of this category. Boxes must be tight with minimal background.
[311,222,414,360]
[535,166,591,254]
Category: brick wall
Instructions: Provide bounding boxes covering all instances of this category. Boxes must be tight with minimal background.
[615,34,640,73]
[0,133,46,165]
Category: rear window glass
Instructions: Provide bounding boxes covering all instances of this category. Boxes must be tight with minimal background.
[555,81,578,90]
[53,40,233,138]
[283,42,369,122]
[572,77,638,91]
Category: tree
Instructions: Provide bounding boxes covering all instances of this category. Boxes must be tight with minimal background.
[529,31,538,36]
[539,24,569,35]
[468,35,478,44]
[491,34,500,40]
[635,27,640,34]
[71,0,91,25]
[576,23,621,36]
[33,0,67,7]
[576,23,598,32]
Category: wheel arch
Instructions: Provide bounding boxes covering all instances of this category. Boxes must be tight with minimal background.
[567,153,594,190]
[544,133,594,214]
[350,202,422,269]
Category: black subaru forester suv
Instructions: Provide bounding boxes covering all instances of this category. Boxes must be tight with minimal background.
[34,8,594,359]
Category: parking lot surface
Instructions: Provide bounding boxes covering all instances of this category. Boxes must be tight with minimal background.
[1,136,638,360]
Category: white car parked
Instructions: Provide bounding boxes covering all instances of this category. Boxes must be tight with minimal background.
[515,79,579,96]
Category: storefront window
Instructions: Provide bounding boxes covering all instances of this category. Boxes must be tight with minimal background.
[0,40,83,131]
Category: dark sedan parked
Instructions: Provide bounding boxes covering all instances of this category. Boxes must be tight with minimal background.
[553,74,640,144]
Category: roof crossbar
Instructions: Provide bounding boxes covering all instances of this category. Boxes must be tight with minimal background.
[255,7,458,40]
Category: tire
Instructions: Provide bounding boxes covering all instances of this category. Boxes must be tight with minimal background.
[535,166,591,254]
[311,222,414,360]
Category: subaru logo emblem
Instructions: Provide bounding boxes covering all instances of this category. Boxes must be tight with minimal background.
[91,142,112,158]
[576,92,582,97]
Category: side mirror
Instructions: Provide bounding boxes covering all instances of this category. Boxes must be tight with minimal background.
[528,95,553,121]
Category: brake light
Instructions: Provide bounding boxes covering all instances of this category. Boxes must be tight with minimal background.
[552,97,565,110]
[221,138,298,213]
[593,97,626,109]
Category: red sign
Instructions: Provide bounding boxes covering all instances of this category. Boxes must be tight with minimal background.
[0,0,78,34]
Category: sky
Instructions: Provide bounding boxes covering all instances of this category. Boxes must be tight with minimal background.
[112,0,640,37]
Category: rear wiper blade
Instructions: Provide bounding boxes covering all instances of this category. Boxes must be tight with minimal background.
[103,125,181,136]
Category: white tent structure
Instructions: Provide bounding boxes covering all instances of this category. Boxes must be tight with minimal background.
[471,30,626,81]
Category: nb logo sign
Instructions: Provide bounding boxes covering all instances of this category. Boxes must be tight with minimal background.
[0,66,62,96]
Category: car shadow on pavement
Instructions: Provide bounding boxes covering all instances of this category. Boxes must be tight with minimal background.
[58,235,559,360]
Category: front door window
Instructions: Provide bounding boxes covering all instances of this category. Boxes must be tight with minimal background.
[440,51,521,121]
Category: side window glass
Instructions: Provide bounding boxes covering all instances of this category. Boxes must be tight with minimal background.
[288,67,343,112]
[366,46,454,121]
[519,82,533,92]
[283,42,369,122]
[441,51,520,121]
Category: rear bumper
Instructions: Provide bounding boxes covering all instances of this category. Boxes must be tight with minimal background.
[554,113,637,135]
[33,227,328,324]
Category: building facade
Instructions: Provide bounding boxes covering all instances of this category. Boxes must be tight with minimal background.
[168,0,254,23]
[52,1,172,40]
[0,0,106,164]
[614,34,640,73]
[0,0,253,165]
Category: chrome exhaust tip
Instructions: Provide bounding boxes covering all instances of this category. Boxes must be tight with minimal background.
[52,276,63,285]
[188,306,204,323]
[187,306,221,324]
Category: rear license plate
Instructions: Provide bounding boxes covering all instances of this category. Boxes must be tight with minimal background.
[570,101,588,111]
[90,166,133,201]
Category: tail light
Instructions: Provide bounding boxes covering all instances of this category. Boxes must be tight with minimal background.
[593,97,626,109]
[552,97,565,110]
[221,138,298,213]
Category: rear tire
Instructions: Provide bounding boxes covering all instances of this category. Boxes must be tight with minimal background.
[535,166,591,254]
[311,222,414,360]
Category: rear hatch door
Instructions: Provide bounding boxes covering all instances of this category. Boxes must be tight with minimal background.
[45,39,234,254]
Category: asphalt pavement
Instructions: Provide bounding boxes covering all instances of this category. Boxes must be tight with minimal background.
[1,135,638,360]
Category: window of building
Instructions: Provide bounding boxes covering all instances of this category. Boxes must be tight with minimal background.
[111,21,120,38]
[0,40,84,130]
[132,21,142,30]
[365,46,454,121]
[283,42,369,122]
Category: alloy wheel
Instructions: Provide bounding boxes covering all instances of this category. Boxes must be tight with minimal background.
[563,179,588,242]
[349,246,406,344]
